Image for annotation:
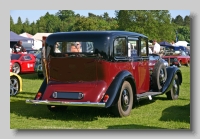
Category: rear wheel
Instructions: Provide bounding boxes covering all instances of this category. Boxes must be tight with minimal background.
[12,63,21,74]
[47,105,68,112]
[166,74,179,100]
[112,81,133,117]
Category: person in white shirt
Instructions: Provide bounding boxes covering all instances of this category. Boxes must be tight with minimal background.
[149,47,152,54]
[152,40,160,54]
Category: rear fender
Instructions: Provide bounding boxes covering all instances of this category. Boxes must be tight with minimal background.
[34,78,47,100]
[161,66,182,93]
[104,70,136,108]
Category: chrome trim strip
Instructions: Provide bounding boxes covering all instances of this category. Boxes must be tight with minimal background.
[26,99,105,107]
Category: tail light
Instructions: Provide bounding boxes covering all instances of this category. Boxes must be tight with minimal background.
[103,95,109,103]
[35,92,42,100]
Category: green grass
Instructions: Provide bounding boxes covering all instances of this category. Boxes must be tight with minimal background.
[10,67,190,129]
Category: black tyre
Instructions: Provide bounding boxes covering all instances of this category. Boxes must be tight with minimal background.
[185,61,190,67]
[10,76,20,96]
[12,63,21,74]
[47,105,67,112]
[152,60,167,91]
[112,81,133,117]
[166,74,179,100]
[38,73,44,78]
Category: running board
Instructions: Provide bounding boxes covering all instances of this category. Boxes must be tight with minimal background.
[137,92,162,100]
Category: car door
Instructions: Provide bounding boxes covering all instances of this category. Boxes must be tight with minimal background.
[21,54,35,72]
[128,37,150,94]
[137,37,150,93]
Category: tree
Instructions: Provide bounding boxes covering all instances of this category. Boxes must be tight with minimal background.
[177,26,190,43]
[10,16,15,31]
[183,15,190,27]
[15,17,23,34]
[173,15,184,26]
[115,10,174,41]
[56,10,75,21]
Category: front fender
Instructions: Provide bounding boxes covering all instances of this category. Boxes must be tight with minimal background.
[104,70,136,108]
[161,66,182,94]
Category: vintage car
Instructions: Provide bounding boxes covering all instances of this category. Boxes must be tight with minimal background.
[26,31,182,117]
[10,72,22,96]
[162,57,181,67]
[162,50,190,67]
[10,53,36,74]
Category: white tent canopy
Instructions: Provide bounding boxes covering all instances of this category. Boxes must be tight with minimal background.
[175,41,189,47]
[19,32,33,38]
[32,33,52,41]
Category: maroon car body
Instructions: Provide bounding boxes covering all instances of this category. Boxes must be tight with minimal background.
[26,31,182,117]
[10,53,36,74]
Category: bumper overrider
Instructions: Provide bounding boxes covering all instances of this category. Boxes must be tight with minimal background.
[26,99,106,107]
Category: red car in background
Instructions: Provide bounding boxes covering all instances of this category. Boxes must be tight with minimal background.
[10,53,36,74]
[162,50,190,67]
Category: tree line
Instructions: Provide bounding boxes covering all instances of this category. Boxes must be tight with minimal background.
[10,10,190,43]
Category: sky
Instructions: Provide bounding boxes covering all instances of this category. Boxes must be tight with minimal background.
[10,10,190,23]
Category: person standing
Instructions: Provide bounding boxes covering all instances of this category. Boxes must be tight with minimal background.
[13,40,26,53]
[152,40,160,54]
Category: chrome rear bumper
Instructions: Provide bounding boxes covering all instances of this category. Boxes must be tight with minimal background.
[26,99,105,107]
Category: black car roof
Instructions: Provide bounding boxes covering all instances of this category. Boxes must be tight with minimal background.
[47,31,148,39]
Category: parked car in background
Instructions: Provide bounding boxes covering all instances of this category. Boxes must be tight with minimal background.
[26,31,182,117]
[34,50,44,78]
[10,53,36,74]
[162,50,190,67]
[162,57,181,67]
[22,42,38,54]
[10,72,22,96]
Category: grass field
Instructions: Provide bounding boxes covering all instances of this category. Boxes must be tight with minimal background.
[10,67,190,129]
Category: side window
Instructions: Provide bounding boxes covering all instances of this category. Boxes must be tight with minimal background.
[128,39,138,57]
[114,37,127,57]
[141,38,148,56]
[22,55,32,60]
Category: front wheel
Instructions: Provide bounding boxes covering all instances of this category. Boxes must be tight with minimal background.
[10,76,20,96]
[166,74,179,100]
[112,81,133,117]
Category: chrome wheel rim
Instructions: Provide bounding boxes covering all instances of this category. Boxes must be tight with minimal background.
[10,77,19,96]
[121,89,130,111]
[12,64,20,74]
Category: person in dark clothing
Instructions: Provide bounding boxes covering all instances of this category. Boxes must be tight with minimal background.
[13,40,26,53]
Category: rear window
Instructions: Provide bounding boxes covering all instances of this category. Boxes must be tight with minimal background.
[54,41,94,53]
[11,54,21,60]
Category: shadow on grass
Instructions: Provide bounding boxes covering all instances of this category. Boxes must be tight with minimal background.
[159,103,190,124]
[10,99,116,122]
[107,124,167,129]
